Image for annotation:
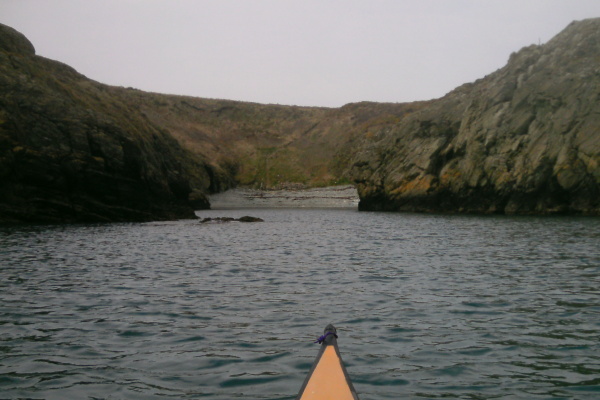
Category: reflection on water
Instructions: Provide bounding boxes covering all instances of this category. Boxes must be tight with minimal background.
[1,210,599,399]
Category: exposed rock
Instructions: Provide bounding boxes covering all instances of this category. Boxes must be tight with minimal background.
[347,18,600,215]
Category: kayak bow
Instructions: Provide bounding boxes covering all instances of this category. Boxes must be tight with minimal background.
[296,324,359,400]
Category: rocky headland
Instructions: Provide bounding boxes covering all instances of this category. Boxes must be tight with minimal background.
[1,18,599,223]
[347,19,600,215]
[0,23,214,223]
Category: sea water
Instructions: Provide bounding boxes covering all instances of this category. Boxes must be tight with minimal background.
[1,209,599,399]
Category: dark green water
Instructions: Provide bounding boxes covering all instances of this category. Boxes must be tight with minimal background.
[1,209,599,399]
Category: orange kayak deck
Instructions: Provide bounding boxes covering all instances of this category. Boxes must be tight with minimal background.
[296,325,359,400]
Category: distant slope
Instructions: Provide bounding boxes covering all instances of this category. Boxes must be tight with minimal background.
[113,90,427,190]
[0,23,213,223]
[347,18,600,215]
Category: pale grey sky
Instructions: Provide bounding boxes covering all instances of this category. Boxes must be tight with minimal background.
[2,0,600,107]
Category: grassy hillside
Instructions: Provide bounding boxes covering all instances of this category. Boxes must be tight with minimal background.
[114,89,430,190]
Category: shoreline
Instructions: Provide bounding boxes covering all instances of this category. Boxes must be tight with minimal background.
[207,185,359,209]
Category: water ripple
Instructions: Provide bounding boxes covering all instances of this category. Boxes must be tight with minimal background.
[1,210,599,399]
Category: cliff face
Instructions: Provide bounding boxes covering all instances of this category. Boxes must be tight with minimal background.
[348,18,600,215]
[0,23,212,223]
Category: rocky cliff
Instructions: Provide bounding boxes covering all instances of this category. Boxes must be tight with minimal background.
[347,18,600,215]
[0,23,213,223]
[1,18,599,223]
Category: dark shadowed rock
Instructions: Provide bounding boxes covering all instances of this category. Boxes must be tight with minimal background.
[0,23,217,224]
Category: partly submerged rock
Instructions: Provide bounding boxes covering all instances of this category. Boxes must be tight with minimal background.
[238,216,264,222]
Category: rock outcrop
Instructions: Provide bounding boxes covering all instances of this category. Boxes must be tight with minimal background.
[0,23,214,223]
[347,18,600,215]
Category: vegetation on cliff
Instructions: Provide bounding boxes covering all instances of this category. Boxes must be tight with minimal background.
[111,91,426,190]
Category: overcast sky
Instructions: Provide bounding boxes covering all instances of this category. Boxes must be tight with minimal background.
[2,0,600,107]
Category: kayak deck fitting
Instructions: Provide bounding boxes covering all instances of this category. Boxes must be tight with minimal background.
[296,324,359,400]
